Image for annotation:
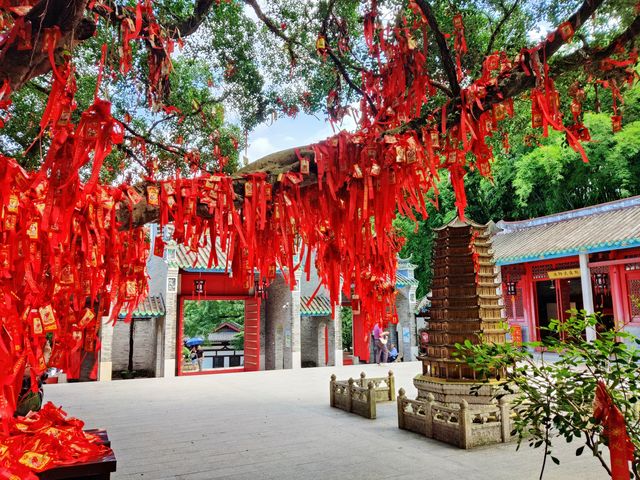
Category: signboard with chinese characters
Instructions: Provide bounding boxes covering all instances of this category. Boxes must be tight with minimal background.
[193,279,206,295]
[548,268,581,279]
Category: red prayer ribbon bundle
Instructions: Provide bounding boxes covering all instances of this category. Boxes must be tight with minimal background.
[0,402,111,478]
[593,380,636,480]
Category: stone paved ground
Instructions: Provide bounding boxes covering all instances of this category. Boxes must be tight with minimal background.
[46,361,606,480]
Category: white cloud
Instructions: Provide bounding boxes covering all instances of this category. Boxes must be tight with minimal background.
[248,137,276,160]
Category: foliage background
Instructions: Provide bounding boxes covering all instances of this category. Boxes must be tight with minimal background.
[183,300,245,339]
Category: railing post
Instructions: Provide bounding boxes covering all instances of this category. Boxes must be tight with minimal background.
[397,388,406,429]
[459,399,471,449]
[347,378,354,413]
[367,381,376,419]
[499,396,510,443]
[360,371,366,387]
[388,370,395,401]
[330,374,336,407]
[425,393,434,438]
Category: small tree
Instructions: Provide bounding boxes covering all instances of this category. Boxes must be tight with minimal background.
[458,311,640,479]
[232,331,244,351]
[340,307,353,352]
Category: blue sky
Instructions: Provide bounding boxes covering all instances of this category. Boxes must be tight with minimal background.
[245,111,358,163]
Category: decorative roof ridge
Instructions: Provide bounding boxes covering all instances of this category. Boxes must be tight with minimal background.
[495,195,640,234]
[214,321,242,332]
[434,215,487,231]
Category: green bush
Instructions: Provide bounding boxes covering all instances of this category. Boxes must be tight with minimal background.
[457,310,640,479]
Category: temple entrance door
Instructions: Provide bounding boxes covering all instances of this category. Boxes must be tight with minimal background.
[536,280,558,340]
[536,278,583,341]
[243,298,261,371]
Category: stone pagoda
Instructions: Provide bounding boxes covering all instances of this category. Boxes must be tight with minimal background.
[420,217,506,383]
[397,218,515,449]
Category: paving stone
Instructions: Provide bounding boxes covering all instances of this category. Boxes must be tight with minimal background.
[45,362,607,480]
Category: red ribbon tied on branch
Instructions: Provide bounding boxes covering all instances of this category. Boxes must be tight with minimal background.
[593,380,635,480]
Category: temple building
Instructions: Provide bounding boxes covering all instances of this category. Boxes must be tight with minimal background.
[492,195,640,344]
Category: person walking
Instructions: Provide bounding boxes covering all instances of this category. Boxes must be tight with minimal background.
[189,346,198,369]
[196,345,204,371]
[372,322,389,364]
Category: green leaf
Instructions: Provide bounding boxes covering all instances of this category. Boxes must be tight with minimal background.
[551,456,560,465]
[576,446,585,456]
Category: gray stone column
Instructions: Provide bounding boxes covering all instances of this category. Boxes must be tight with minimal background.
[408,285,418,359]
[98,316,114,382]
[395,286,418,362]
[290,270,302,369]
[265,275,288,370]
[579,253,597,341]
[154,316,165,377]
[332,305,343,366]
[162,266,179,377]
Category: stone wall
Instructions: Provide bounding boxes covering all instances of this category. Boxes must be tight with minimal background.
[301,317,329,367]
[301,317,319,366]
[111,318,158,374]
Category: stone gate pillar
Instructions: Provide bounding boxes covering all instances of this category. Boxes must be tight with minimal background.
[332,304,343,366]
[289,269,302,369]
[161,266,179,377]
[98,316,114,382]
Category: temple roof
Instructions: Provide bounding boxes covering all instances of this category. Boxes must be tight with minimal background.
[396,272,419,287]
[300,295,332,317]
[119,295,165,319]
[492,196,640,265]
[167,240,229,272]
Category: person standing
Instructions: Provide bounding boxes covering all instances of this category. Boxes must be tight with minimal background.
[189,346,198,369]
[196,345,204,371]
[372,322,389,364]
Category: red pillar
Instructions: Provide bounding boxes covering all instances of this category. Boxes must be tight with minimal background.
[352,312,370,362]
[522,263,538,342]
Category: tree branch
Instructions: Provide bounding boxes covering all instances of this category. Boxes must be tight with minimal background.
[542,0,604,60]
[412,0,461,97]
[549,16,640,78]
[243,0,297,65]
[170,0,216,38]
[485,0,521,56]
[121,122,187,157]
[326,49,378,115]
[93,0,216,39]
[319,0,378,115]
[0,0,95,90]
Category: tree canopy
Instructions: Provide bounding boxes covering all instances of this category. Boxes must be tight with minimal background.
[183,300,244,338]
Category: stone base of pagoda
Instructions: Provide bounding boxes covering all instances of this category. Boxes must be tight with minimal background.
[396,375,517,449]
[413,374,512,406]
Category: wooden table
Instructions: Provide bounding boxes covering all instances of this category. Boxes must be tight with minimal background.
[38,429,117,480]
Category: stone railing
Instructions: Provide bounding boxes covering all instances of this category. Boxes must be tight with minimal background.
[330,371,395,420]
[397,389,514,448]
